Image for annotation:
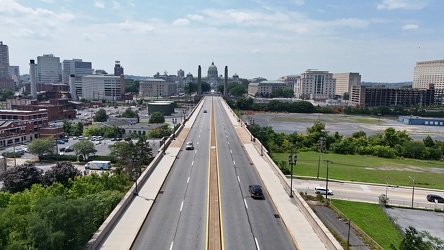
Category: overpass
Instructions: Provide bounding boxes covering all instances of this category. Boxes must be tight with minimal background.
[86,96,342,250]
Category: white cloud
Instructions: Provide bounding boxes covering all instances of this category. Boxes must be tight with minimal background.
[187,14,204,21]
[40,0,55,3]
[113,1,121,9]
[119,20,154,33]
[128,1,135,7]
[377,0,427,10]
[94,0,105,8]
[402,24,418,30]
[173,19,190,26]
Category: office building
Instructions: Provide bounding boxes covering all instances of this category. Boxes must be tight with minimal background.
[8,66,20,85]
[248,80,288,97]
[81,75,123,101]
[333,72,361,97]
[114,61,124,76]
[0,41,14,91]
[294,69,336,100]
[413,59,444,89]
[37,54,62,83]
[62,59,93,83]
[139,78,177,97]
[279,75,300,90]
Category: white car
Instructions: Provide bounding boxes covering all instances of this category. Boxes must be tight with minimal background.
[315,187,333,195]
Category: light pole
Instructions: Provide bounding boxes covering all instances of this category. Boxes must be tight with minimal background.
[409,176,415,208]
[132,151,141,196]
[385,176,390,200]
[172,118,177,139]
[288,148,297,198]
[324,160,333,200]
[182,109,187,123]
[317,137,326,179]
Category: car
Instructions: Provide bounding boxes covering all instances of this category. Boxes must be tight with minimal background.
[64,147,73,152]
[116,138,122,141]
[249,185,264,198]
[111,138,116,141]
[203,110,207,113]
[63,137,69,142]
[124,137,131,141]
[59,147,66,152]
[56,139,65,144]
[78,136,84,139]
[185,142,194,150]
[426,194,444,203]
[314,187,333,195]
[73,136,78,140]
[95,141,102,145]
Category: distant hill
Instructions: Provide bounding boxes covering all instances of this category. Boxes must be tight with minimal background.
[361,81,412,88]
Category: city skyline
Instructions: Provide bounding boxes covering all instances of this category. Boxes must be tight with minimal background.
[1,0,443,82]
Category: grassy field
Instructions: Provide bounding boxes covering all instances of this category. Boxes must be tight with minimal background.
[330,199,403,249]
[272,151,444,189]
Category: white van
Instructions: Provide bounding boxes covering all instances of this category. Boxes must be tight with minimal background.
[315,187,333,195]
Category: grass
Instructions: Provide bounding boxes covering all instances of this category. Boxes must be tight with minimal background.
[330,199,403,249]
[273,151,444,189]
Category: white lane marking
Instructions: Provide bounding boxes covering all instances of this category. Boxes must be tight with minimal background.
[180,201,184,211]
[233,161,235,165]
[191,161,194,166]
[360,185,371,192]
[227,141,230,145]
[255,238,260,250]
[230,150,232,154]
[187,177,190,183]
[237,176,240,182]
[170,242,174,250]
[244,199,248,209]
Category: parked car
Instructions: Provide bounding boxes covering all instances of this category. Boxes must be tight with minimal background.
[56,139,65,144]
[124,137,131,141]
[426,194,444,203]
[185,141,194,150]
[59,147,66,152]
[249,185,264,198]
[111,138,116,141]
[315,187,333,195]
[64,147,73,152]
[116,138,122,141]
[63,136,69,142]
[203,110,207,113]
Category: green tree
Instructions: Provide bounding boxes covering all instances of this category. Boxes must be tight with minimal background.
[83,125,103,137]
[28,137,56,158]
[229,84,246,97]
[201,82,211,93]
[396,226,444,250]
[1,162,42,193]
[121,108,138,118]
[149,111,165,123]
[63,120,73,136]
[72,121,84,136]
[94,108,108,122]
[423,135,435,147]
[71,140,97,161]
[0,88,14,101]
[185,82,197,94]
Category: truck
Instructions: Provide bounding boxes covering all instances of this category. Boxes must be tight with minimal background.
[84,160,111,170]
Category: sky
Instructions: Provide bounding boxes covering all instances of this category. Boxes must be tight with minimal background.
[1,0,443,82]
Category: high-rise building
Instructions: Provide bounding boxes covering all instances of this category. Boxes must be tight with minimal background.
[413,59,444,89]
[294,69,336,100]
[8,66,20,85]
[81,75,122,101]
[114,61,124,76]
[62,59,93,83]
[333,72,361,97]
[37,54,62,83]
[0,41,15,90]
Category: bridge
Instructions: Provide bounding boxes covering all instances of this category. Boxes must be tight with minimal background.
[86,96,342,250]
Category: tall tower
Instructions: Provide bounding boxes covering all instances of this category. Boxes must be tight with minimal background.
[0,41,11,79]
[62,59,93,83]
[198,65,202,96]
[30,60,37,99]
[224,66,228,96]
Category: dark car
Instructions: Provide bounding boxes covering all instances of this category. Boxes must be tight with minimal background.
[426,194,444,203]
[203,110,207,113]
[59,147,66,152]
[249,185,264,198]
[116,138,122,141]
[64,147,73,152]
[124,137,131,141]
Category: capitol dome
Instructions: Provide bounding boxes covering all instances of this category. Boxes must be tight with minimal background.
[207,61,218,78]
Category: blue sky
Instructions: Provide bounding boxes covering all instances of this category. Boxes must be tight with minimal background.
[1,0,443,82]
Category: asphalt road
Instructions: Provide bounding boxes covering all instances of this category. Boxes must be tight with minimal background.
[132,97,295,249]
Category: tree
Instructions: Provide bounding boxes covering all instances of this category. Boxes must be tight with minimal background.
[201,82,211,93]
[343,92,350,100]
[396,226,444,250]
[83,125,103,137]
[63,120,73,136]
[72,121,84,136]
[229,84,246,97]
[94,108,108,122]
[0,88,14,101]
[42,161,81,187]
[121,108,138,118]
[1,162,42,193]
[184,82,197,94]
[71,140,97,161]
[28,137,56,158]
[149,111,165,123]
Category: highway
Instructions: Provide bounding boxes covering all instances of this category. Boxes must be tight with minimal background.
[132,97,295,249]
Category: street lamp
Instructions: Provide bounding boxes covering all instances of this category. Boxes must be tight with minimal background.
[324,160,333,200]
[288,148,297,198]
[385,176,390,200]
[172,118,177,139]
[409,176,415,208]
[182,109,187,123]
[132,151,141,196]
[317,137,326,179]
